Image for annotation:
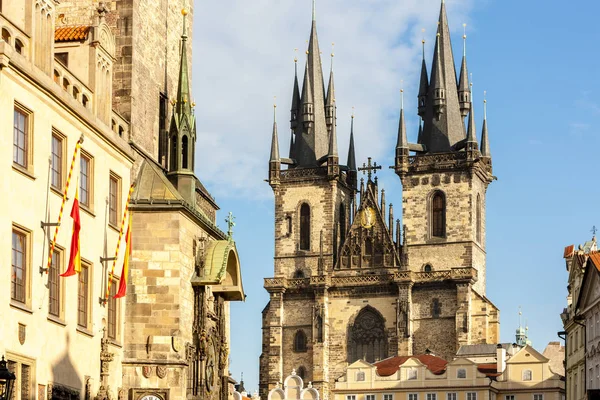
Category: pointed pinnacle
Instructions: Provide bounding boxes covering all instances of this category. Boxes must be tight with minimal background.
[347,115,356,171]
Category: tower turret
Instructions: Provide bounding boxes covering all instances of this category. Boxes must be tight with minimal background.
[432,33,446,117]
[418,39,428,118]
[458,24,471,118]
[269,104,281,189]
[325,48,335,129]
[395,89,409,175]
[300,60,315,129]
[326,99,339,178]
[291,54,301,132]
[480,93,491,164]
[166,9,197,204]
[466,96,478,160]
[346,114,357,190]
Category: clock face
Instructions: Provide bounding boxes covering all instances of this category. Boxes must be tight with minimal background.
[140,396,161,400]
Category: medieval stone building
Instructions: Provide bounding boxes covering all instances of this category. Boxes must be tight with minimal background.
[260,3,499,399]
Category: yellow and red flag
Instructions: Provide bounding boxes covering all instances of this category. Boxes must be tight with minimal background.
[60,188,81,277]
[114,215,131,298]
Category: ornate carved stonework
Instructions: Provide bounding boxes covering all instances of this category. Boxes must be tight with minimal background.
[156,366,167,379]
[18,323,26,345]
[142,365,153,378]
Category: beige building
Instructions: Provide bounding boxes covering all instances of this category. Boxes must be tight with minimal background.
[1,1,244,400]
[261,2,498,399]
[561,237,597,400]
[333,345,564,400]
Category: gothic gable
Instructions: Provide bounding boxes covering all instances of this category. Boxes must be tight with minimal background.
[336,182,400,269]
[576,255,600,313]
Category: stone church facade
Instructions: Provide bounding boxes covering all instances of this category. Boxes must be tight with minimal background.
[260,3,499,400]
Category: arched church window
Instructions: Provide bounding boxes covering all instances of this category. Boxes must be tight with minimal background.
[476,194,482,243]
[424,264,432,272]
[294,330,307,352]
[431,298,441,319]
[182,135,189,169]
[348,307,387,363]
[431,191,446,238]
[170,135,177,170]
[297,366,306,380]
[339,204,346,244]
[300,203,310,250]
[293,269,304,279]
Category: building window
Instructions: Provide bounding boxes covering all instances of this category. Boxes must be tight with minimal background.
[384,395,394,400]
[2,28,11,43]
[407,368,418,380]
[55,52,68,66]
[11,227,29,304]
[349,307,387,363]
[80,152,93,208]
[182,135,189,169]
[6,355,34,400]
[356,371,365,381]
[409,394,418,400]
[467,393,477,400]
[427,394,437,400]
[107,277,118,340]
[424,264,433,272]
[297,366,306,380]
[346,396,356,400]
[431,298,442,319]
[366,395,376,400]
[293,269,305,278]
[533,395,543,400]
[13,105,30,169]
[294,330,307,352]
[457,368,466,378]
[506,396,515,400]
[77,263,90,328]
[476,194,482,243]
[339,204,346,243]
[51,132,64,190]
[431,191,446,237]
[448,394,457,400]
[300,203,310,250]
[48,249,62,318]
[15,38,23,54]
[522,369,532,381]
[109,173,121,226]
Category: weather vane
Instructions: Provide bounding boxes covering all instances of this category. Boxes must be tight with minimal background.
[592,226,598,236]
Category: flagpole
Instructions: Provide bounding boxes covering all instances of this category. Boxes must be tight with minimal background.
[99,196,115,306]
[104,183,135,301]
[46,135,84,273]
[39,156,53,276]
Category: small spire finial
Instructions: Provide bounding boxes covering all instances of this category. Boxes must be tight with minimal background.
[400,80,404,110]
[421,29,426,59]
[312,0,316,21]
[305,39,309,55]
[273,96,277,121]
[351,106,355,119]
[483,90,487,119]
[294,48,298,63]
[462,23,467,56]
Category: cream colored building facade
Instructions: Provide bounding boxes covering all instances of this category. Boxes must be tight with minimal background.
[333,346,564,400]
[1,1,134,399]
[1,1,244,400]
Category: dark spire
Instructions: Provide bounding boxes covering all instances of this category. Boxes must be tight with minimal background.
[327,104,338,157]
[346,113,357,190]
[466,102,477,144]
[418,38,428,118]
[420,0,465,153]
[270,105,280,162]
[290,54,301,132]
[417,119,423,145]
[396,89,408,149]
[175,9,192,119]
[325,48,335,128]
[458,24,471,118]
[480,93,491,159]
[300,59,314,130]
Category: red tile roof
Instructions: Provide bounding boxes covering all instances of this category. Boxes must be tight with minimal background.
[374,355,447,377]
[589,252,600,272]
[564,244,574,258]
[54,26,90,42]
[477,363,501,377]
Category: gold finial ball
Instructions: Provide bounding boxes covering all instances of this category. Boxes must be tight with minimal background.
[401,89,404,93]
[422,39,425,44]
[484,99,487,103]
[331,52,334,57]
[306,50,309,55]
[294,57,298,62]
[192,101,196,107]
[463,34,466,39]
[437,32,440,37]
[181,8,188,16]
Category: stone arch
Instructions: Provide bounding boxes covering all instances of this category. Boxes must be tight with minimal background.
[423,263,433,272]
[97,23,115,57]
[284,373,303,399]
[14,38,24,54]
[268,388,285,400]
[429,189,446,238]
[293,330,307,352]
[300,387,319,400]
[347,305,388,363]
[2,27,12,44]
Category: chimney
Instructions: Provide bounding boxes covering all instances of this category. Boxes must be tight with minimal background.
[496,344,506,374]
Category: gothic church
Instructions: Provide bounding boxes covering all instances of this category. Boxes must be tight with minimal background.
[260,3,499,399]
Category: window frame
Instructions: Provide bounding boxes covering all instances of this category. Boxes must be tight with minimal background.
[366,395,376,400]
[356,371,366,382]
[448,393,457,400]
[426,394,437,400]
[79,150,94,211]
[346,396,357,400]
[467,393,477,400]
[383,394,394,400]
[533,395,543,400]
[11,224,31,307]
[13,102,33,172]
[48,246,65,320]
[522,369,533,381]
[505,395,515,400]
[299,203,311,251]
[108,171,121,228]
[50,129,66,192]
[430,190,446,238]
[293,329,308,353]
[77,261,92,330]
[409,394,419,400]
[107,276,119,341]
[6,353,35,400]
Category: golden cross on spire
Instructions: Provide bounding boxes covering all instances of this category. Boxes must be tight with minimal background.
[358,157,382,181]
[462,23,467,56]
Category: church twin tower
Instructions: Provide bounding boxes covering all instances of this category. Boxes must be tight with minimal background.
[261,2,499,399]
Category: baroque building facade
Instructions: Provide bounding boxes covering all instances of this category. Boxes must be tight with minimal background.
[1,1,244,400]
[260,3,499,399]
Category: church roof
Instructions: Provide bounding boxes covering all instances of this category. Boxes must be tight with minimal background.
[375,354,447,376]
[564,244,575,258]
[589,251,600,272]
[456,343,514,356]
[55,26,91,42]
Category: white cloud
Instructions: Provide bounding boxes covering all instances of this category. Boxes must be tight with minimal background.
[191,0,475,199]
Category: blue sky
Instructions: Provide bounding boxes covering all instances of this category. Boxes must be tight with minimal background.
[191,0,600,392]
